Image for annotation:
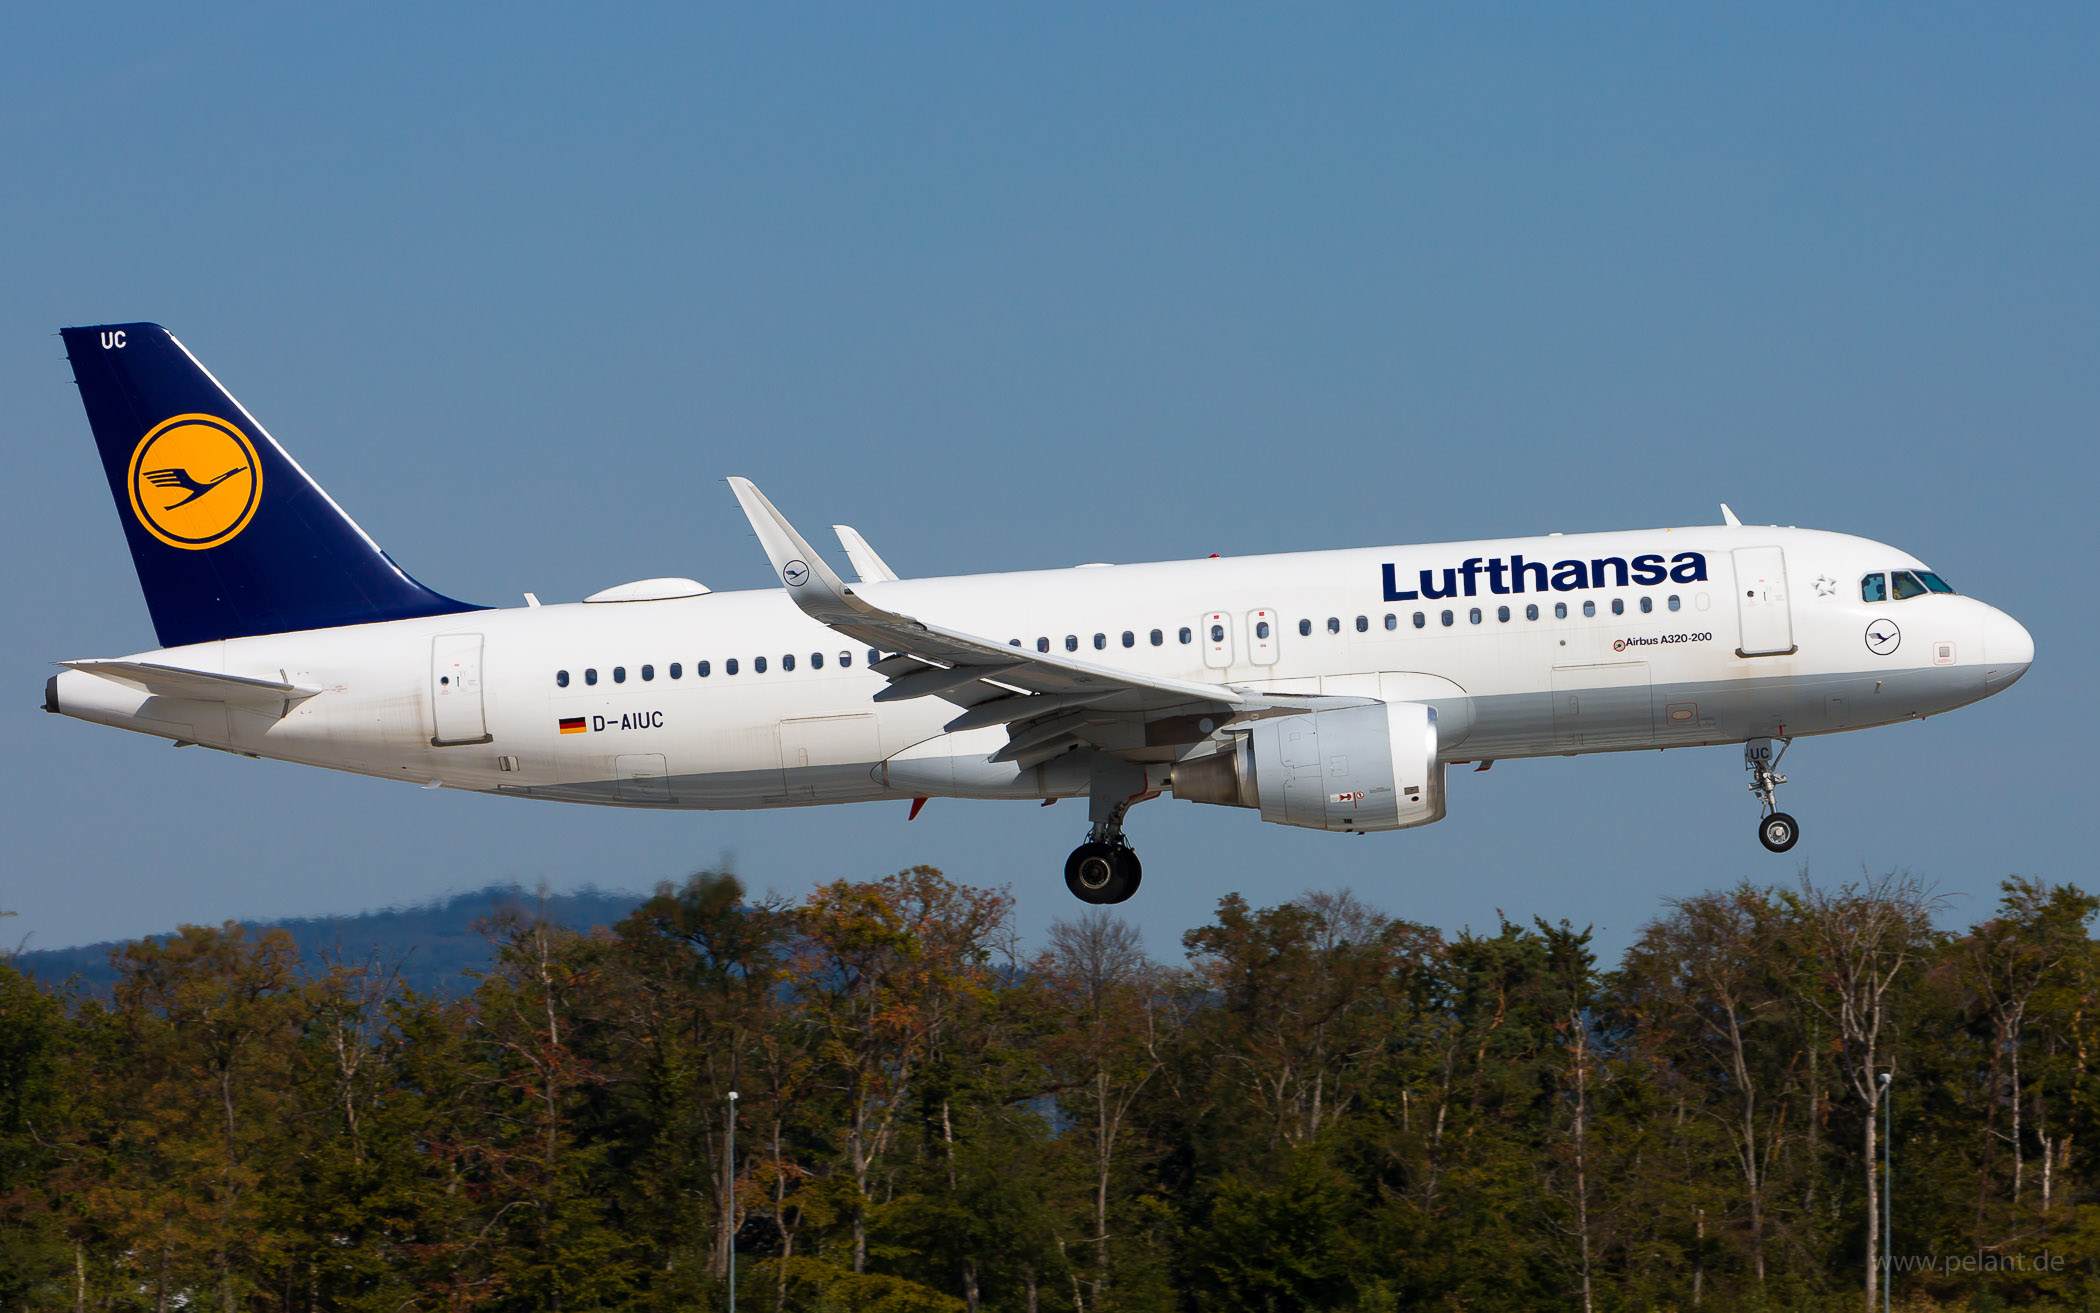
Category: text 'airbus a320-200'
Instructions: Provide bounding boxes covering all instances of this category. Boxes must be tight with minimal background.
[45,324,2034,903]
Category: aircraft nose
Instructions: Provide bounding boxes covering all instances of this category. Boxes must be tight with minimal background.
[1982,606,2034,691]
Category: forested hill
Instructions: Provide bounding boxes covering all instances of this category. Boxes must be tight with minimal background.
[9,883,645,996]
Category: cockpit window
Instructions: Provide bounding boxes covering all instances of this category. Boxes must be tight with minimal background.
[1861,573,1887,602]
[1917,571,1955,594]
[1891,570,1928,600]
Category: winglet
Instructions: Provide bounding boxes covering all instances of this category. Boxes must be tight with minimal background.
[726,478,869,625]
[833,525,900,583]
[1720,503,1743,527]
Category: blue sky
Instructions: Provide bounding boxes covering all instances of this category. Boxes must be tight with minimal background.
[6,5,2094,958]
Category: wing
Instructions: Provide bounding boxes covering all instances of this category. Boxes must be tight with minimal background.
[728,478,1356,768]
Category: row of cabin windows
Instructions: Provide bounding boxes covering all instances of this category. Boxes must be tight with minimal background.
[1015,628,1194,653]
[555,592,1699,687]
[1300,595,1683,634]
[555,648,881,688]
[1005,594,1685,657]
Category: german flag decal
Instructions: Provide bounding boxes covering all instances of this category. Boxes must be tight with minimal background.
[558,717,587,735]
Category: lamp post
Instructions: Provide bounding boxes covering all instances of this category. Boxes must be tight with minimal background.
[1880,1071,1892,1313]
[728,1090,739,1313]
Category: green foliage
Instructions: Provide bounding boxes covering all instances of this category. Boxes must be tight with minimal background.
[5,869,2100,1310]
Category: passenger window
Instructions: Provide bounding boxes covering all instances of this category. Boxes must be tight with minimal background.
[1256,621,1270,639]
[1554,603,1567,620]
[1327,617,1341,634]
[1385,614,1397,630]
[1122,631,1135,648]
[1299,619,1312,637]
[670,663,682,679]
[1093,633,1106,650]
[1150,629,1164,646]
[1179,627,1193,644]
[1892,571,1927,600]
[868,649,880,666]
[1441,610,1454,627]
[1413,611,1426,629]
[1639,596,1652,614]
[782,654,796,671]
[811,652,824,669]
[586,668,598,685]
[1209,623,1225,642]
[556,670,569,688]
[1065,635,1079,652]
[1526,604,1539,621]
[1611,599,1624,616]
[1469,607,1482,624]
[755,656,768,673]
[725,659,738,676]
[1582,601,1596,618]
[1497,605,1510,622]
[642,664,655,681]
[1355,615,1369,632]
[698,660,711,677]
[614,666,627,684]
[1038,637,1050,652]
[840,651,852,666]
[1861,573,1887,602]
[1668,594,1681,612]
[1918,572,1955,594]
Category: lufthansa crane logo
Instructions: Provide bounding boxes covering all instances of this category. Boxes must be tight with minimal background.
[782,559,809,587]
[1865,618,1902,656]
[126,414,263,550]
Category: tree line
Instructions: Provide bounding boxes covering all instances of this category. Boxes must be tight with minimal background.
[2,866,2097,1311]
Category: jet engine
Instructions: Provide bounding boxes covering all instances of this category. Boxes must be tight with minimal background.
[1170,702,1446,833]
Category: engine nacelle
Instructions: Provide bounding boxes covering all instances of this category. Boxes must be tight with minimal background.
[1171,702,1446,833]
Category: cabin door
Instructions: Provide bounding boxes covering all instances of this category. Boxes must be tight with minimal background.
[1733,548,1795,656]
[430,634,489,745]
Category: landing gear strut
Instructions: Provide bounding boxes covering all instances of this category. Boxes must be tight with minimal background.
[1745,737,1800,854]
[1064,758,1151,904]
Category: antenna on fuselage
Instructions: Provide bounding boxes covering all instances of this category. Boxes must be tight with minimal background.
[1720,503,1743,527]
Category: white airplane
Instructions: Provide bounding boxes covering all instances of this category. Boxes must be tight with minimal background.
[46,323,2034,903]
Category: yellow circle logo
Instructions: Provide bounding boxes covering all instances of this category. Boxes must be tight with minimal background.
[127,414,262,550]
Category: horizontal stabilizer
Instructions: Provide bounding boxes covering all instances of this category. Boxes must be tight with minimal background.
[59,659,319,713]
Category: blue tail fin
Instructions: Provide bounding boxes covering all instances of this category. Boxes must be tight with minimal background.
[62,323,482,647]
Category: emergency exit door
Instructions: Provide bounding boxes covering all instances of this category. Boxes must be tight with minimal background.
[1733,548,1795,656]
[430,633,489,745]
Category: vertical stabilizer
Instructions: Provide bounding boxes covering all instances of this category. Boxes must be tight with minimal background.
[62,323,481,646]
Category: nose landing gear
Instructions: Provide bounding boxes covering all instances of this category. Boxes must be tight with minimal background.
[1746,737,1799,853]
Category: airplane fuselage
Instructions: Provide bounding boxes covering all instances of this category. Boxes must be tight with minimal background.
[50,523,2033,812]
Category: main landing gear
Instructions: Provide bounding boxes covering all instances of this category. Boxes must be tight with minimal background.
[1065,836,1142,905]
[1064,757,1153,905]
[1745,737,1800,854]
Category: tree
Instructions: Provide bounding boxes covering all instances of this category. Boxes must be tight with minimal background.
[1615,883,1795,1287]
[1037,911,1169,1307]
[786,867,1011,1276]
[1784,870,1941,1312]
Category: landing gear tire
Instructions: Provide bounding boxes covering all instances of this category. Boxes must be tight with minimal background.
[1758,811,1800,854]
[1065,842,1140,905]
